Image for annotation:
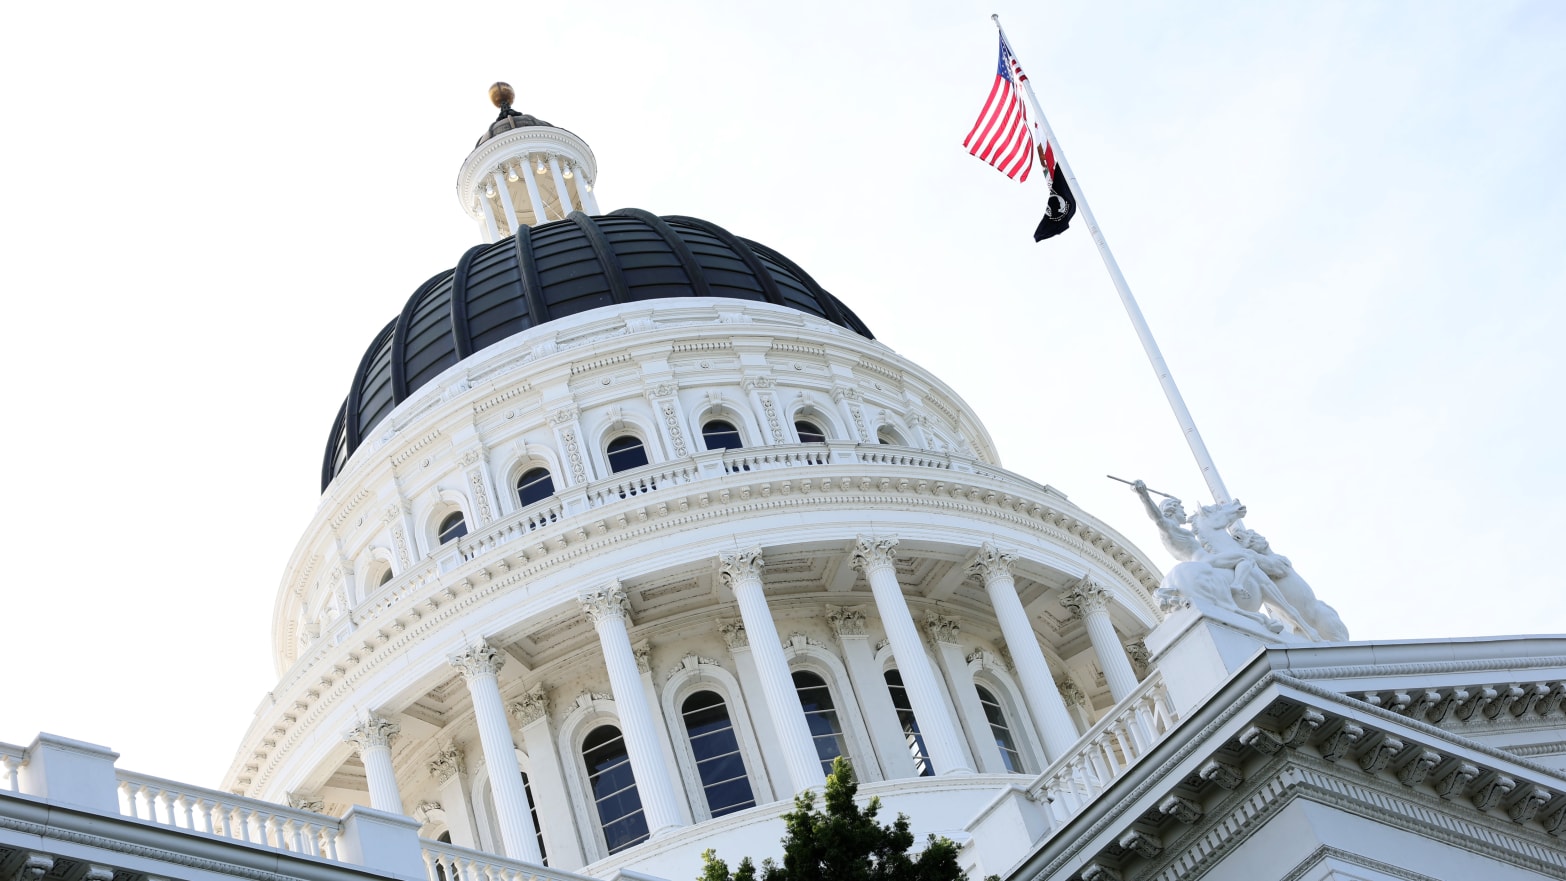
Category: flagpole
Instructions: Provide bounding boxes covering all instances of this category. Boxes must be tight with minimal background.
[992,14,1235,505]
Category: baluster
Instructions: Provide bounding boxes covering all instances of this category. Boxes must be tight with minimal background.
[230,805,251,841]
[1097,734,1121,775]
[262,811,281,848]
[421,850,439,881]
[1,756,18,791]
[116,780,134,816]
[1128,700,1154,750]
[1110,720,1136,767]
[321,825,340,860]
[201,798,222,835]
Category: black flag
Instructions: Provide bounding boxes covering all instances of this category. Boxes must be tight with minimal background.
[1033,143,1076,241]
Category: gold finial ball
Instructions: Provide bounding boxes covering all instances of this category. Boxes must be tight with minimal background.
[489,82,515,110]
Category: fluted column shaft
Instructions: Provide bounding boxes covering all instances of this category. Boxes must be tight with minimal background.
[478,195,501,244]
[576,166,601,214]
[547,155,575,215]
[969,544,1080,759]
[451,642,541,863]
[492,170,521,234]
[1063,578,1140,702]
[853,537,972,774]
[720,549,825,792]
[580,583,683,836]
[520,155,548,223]
[346,715,404,813]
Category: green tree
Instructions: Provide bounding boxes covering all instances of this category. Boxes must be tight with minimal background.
[698,757,993,881]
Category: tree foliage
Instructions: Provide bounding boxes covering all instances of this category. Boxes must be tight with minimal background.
[698,757,991,881]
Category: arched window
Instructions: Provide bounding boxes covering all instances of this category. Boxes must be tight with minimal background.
[681,691,755,817]
[377,568,393,588]
[876,427,905,446]
[437,511,468,545]
[516,467,555,507]
[884,670,932,777]
[520,770,548,863]
[975,685,1024,773]
[794,420,826,444]
[793,670,848,775]
[606,435,650,473]
[582,724,648,854]
[701,420,744,451]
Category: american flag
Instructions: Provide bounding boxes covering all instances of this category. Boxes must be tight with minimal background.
[964,34,1035,181]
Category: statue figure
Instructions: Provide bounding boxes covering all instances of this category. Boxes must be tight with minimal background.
[1132,480,1201,562]
[1230,528,1349,641]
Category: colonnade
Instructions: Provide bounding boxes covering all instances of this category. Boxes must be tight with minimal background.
[341,537,1144,865]
[478,152,600,240]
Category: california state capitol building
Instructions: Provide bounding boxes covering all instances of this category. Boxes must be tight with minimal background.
[5,36,1566,881]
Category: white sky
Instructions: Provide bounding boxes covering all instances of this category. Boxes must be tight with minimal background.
[2,2,1561,790]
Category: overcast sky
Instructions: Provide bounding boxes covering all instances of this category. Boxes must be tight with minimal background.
[2,2,1561,789]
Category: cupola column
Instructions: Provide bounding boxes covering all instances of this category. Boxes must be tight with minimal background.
[492,170,521,236]
[478,194,502,244]
[345,715,404,813]
[574,164,600,214]
[967,544,1080,759]
[1061,577,1140,702]
[450,642,542,864]
[719,549,826,793]
[579,582,684,837]
[852,536,974,774]
[520,156,549,223]
[546,154,575,215]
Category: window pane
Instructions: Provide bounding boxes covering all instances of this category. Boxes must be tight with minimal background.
[438,512,467,544]
[701,420,744,451]
[794,421,826,444]
[792,671,847,774]
[976,685,1025,773]
[606,436,650,473]
[516,468,555,507]
[884,670,932,777]
[582,725,649,853]
[682,691,755,817]
[520,771,548,863]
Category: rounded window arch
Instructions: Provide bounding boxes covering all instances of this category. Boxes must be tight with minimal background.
[876,425,907,445]
[436,511,468,545]
[792,670,848,776]
[883,669,933,777]
[515,467,556,507]
[975,684,1025,773]
[681,691,755,817]
[700,419,744,451]
[794,419,827,444]
[606,435,650,474]
[581,724,648,854]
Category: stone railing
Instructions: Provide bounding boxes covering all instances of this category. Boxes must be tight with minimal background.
[117,769,343,858]
[422,837,595,881]
[1027,672,1178,822]
[0,741,24,792]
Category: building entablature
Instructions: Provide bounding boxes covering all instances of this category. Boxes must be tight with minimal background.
[279,299,1011,670]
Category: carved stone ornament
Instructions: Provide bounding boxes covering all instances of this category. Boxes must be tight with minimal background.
[1059,576,1111,619]
[826,606,867,638]
[414,801,445,824]
[450,641,505,679]
[1118,828,1163,859]
[346,714,401,752]
[1198,759,1243,790]
[1056,676,1086,708]
[851,535,899,574]
[17,854,53,881]
[580,581,630,624]
[286,792,325,813]
[1158,794,1203,824]
[965,542,1017,584]
[1124,639,1151,673]
[924,612,961,645]
[718,620,749,649]
[1396,748,1442,786]
[427,743,464,781]
[717,548,765,586]
[632,640,652,674]
[508,684,551,726]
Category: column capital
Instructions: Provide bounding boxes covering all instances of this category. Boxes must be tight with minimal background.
[1057,676,1086,709]
[507,684,552,726]
[1060,576,1111,619]
[718,619,749,649]
[966,542,1018,583]
[347,714,400,752]
[924,612,962,646]
[851,535,899,574]
[427,743,464,782]
[632,640,652,674]
[718,547,765,586]
[826,606,867,638]
[450,641,506,679]
[1125,639,1151,674]
[580,581,630,624]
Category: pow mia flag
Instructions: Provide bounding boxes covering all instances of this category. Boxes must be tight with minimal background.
[1032,142,1076,242]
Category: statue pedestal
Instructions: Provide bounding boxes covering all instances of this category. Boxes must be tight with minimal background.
[1144,600,1306,717]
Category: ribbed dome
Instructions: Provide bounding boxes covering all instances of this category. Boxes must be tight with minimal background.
[321,209,874,491]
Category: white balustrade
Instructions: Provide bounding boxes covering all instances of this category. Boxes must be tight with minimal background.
[114,770,343,858]
[1026,672,1178,824]
[0,741,24,792]
[422,836,598,881]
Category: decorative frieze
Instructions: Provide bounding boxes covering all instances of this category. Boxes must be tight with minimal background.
[468,468,494,524]
[579,581,630,624]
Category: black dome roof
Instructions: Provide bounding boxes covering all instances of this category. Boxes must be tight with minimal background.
[321,209,874,491]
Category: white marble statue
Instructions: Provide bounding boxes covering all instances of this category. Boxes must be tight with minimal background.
[1131,481,1346,641]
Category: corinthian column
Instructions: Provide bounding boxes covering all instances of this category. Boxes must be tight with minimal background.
[450,642,542,863]
[1060,576,1140,703]
[346,714,404,813]
[967,544,1079,759]
[852,536,972,774]
[720,548,825,792]
[580,582,683,837]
